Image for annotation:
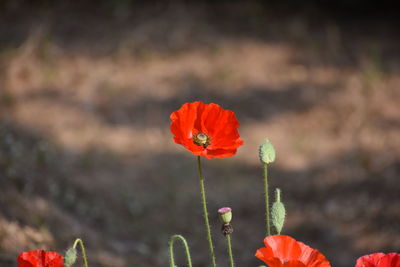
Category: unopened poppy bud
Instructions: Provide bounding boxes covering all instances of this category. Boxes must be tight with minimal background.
[64,247,77,266]
[271,188,286,234]
[259,139,276,164]
[218,207,232,224]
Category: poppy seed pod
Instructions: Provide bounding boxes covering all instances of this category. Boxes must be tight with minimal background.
[259,140,276,164]
[218,207,232,224]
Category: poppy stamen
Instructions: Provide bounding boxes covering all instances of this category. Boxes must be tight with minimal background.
[193,132,211,148]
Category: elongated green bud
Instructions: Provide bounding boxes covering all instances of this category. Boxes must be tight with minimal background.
[64,247,77,266]
[259,140,276,164]
[271,188,286,234]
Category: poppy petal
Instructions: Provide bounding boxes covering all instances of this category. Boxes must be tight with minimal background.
[170,102,198,141]
[356,253,400,267]
[256,235,331,267]
[283,260,308,267]
[264,235,302,261]
[356,253,387,267]
[205,148,239,158]
[377,253,400,267]
[297,241,331,267]
[17,250,64,267]
[256,247,284,266]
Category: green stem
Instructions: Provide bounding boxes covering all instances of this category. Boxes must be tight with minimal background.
[72,238,89,267]
[169,235,193,267]
[226,235,235,267]
[197,156,217,267]
[263,163,271,236]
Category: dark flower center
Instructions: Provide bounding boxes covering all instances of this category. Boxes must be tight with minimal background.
[193,132,211,148]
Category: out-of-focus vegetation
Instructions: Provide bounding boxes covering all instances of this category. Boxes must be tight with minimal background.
[1,1,399,266]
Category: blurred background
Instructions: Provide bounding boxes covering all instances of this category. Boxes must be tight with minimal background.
[1,0,399,266]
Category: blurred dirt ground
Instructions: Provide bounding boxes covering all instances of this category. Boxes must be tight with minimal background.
[1,1,400,266]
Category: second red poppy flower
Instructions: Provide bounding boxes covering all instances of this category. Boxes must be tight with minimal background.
[255,235,331,267]
[17,250,64,267]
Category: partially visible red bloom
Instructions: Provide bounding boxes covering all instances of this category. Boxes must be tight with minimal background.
[356,253,400,267]
[170,101,243,159]
[18,250,64,267]
[255,235,331,267]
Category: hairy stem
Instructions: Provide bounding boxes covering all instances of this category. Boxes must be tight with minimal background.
[197,156,217,267]
[169,235,193,267]
[72,238,89,267]
[263,163,271,236]
[226,235,235,267]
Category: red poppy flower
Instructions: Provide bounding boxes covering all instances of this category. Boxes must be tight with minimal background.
[356,253,400,267]
[255,235,331,267]
[18,250,64,267]
[170,101,243,158]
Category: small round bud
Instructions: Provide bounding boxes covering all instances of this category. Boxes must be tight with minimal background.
[259,139,276,164]
[64,247,77,266]
[218,207,232,224]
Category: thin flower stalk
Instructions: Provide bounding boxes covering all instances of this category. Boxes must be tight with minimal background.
[73,238,89,267]
[226,235,235,267]
[169,235,193,267]
[197,156,217,267]
[263,163,271,236]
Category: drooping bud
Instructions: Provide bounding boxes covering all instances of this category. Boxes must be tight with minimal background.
[218,207,232,224]
[259,139,276,164]
[64,247,77,266]
[271,188,286,234]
